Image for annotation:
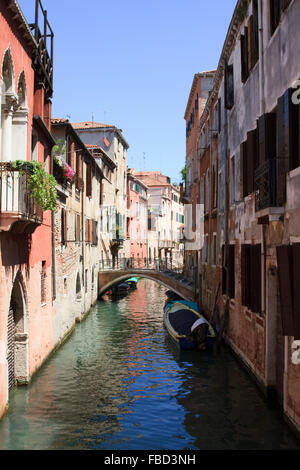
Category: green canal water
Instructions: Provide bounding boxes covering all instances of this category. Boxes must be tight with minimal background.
[0,279,299,450]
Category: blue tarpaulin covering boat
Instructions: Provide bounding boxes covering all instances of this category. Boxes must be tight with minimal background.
[124,277,139,289]
[163,299,216,351]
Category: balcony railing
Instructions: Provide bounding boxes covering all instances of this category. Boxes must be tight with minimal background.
[254,159,277,212]
[158,240,176,249]
[29,0,54,98]
[0,163,43,233]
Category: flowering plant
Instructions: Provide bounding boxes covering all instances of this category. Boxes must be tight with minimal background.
[54,155,75,182]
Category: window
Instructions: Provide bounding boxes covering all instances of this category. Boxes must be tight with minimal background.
[41,261,46,303]
[205,170,210,214]
[31,129,38,161]
[200,128,206,157]
[270,0,292,36]
[214,102,219,134]
[212,234,217,266]
[212,163,218,209]
[86,163,92,198]
[230,156,235,206]
[92,220,98,245]
[207,119,211,147]
[75,214,81,242]
[76,273,81,299]
[277,244,300,338]
[225,63,234,109]
[61,208,67,244]
[203,234,209,263]
[241,244,261,313]
[222,244,235,299]
[241,128,258,198]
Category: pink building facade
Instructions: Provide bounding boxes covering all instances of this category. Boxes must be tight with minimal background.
[0,0,55,418]
[127,170,148,266]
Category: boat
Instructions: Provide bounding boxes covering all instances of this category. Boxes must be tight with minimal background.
[163,298,216,351]
[106,282,130,298]
[124,277,139,289]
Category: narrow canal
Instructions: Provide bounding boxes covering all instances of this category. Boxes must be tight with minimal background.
[0,279,299,450]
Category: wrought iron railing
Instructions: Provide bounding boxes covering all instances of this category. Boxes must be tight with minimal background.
[254,159,277,212]
[0,163,43,221]
[29,0,54,97]
[99,257,184,273]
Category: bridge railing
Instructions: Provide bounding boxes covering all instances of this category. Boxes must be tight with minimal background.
[99,257,184,273]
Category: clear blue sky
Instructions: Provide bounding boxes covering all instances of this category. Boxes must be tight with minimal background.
[18,0,237,184]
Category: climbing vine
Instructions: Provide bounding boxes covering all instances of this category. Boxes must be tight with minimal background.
[12,160,58,212]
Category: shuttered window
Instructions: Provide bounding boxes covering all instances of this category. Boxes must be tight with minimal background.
[240,27,249,83]
[277,244,300,339]
[241,244,261,314]
[75,214,81,242]
[86,163,92,198]
[241,141,248,198]
[68,138,75,169]
[258,113,277,166]
[92,220,98,246]
[277,245,296,336]
[276,88,300,204]
[61,208,67,244]
[270,0,292,36]
[241,129,258,198]
[225,63,234,110]
[222,244,235,299]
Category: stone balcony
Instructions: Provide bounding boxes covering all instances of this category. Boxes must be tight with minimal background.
[0,163,43,234]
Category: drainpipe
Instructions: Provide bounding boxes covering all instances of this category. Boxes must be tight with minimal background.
[50,149,56,301]
[258,0,266,317]
[81,154,85,316]
[258,0,265,117]
[223,59,229,294]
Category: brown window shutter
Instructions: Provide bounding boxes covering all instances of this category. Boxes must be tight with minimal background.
[228,245,235,299]
[76,152,81,178]
[251,244,261,313]
[76,214,81,242]
[258,113,277,166]
[222,245,227,295]
[241,244,251,308]
[241,141,248,197]
[225,64,234,110]
[290,91,300,171]
[86,164,92,198]
[252,1,259,66]
[241,244,246,305]
[270,0,281,35]
[89,220,93,243]
[247,16,253,71]
[61,208,67,244]
[240,31,248,83]
[246,130,257,194]
[292,244,300,340]
[276,90,294,205]
[68,138,75,168]
[276,245,294,336]
[282,0,292,10]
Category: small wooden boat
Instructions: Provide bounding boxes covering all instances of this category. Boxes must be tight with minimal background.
[124,277,139,289]
[163,299,216,351]
[107,282,130,298]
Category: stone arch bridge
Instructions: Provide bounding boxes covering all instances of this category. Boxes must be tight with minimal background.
[98,268,196,303]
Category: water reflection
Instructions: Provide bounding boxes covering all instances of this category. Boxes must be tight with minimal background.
[0,279,299,450]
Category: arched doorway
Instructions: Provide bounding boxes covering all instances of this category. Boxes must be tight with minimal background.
[7,273,28,392]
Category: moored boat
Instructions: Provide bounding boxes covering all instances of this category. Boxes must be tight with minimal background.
[163,298,216,351]
[124,277,139,289]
